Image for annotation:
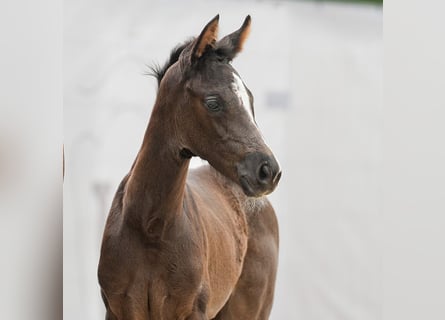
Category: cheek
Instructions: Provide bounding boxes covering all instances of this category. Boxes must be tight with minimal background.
[183,107,215,150]
[211,117,230,139]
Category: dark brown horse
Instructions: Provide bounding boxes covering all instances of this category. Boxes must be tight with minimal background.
[98,15,281,320]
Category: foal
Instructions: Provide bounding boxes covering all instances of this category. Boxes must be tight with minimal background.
[98,15,281,320]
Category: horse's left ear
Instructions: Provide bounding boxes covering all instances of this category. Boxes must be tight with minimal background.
[216,15,251,60]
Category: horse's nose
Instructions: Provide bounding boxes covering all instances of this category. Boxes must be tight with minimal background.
[256,159,281,188]
[237,152,281,197]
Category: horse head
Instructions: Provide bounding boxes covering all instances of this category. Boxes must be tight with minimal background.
[157,15,281,197]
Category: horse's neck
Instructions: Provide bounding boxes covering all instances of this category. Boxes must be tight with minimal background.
[123,105,189,232]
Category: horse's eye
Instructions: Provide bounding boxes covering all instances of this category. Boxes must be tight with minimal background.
[204,96,221,112]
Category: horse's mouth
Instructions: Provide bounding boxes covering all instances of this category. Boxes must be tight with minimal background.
[240,176,257,197]
[239,175,278,198]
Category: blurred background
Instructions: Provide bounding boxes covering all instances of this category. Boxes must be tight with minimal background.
[64,0,382,319]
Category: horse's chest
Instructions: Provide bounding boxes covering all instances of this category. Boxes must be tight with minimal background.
[164,249,245,317]
[100,206,249,319]
[151,207,249,317]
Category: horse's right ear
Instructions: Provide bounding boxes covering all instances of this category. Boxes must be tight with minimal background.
[216,15,251,61]
[192,15,220,60]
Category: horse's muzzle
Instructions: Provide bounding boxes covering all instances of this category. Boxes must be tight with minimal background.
[237,152,281,197]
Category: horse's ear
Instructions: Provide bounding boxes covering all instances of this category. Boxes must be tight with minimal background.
[217,15,251,60]
[192,15,220,59]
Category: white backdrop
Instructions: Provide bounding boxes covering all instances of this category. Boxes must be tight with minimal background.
[64,1,382,319]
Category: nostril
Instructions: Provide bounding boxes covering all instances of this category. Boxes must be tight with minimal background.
[258,163,272,182]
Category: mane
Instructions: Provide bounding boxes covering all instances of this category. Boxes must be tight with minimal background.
[147,39,194,88]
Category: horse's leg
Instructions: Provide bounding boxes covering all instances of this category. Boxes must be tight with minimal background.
[214,202,279,320]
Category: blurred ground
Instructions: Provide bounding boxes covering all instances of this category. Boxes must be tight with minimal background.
[64,1,382,319]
